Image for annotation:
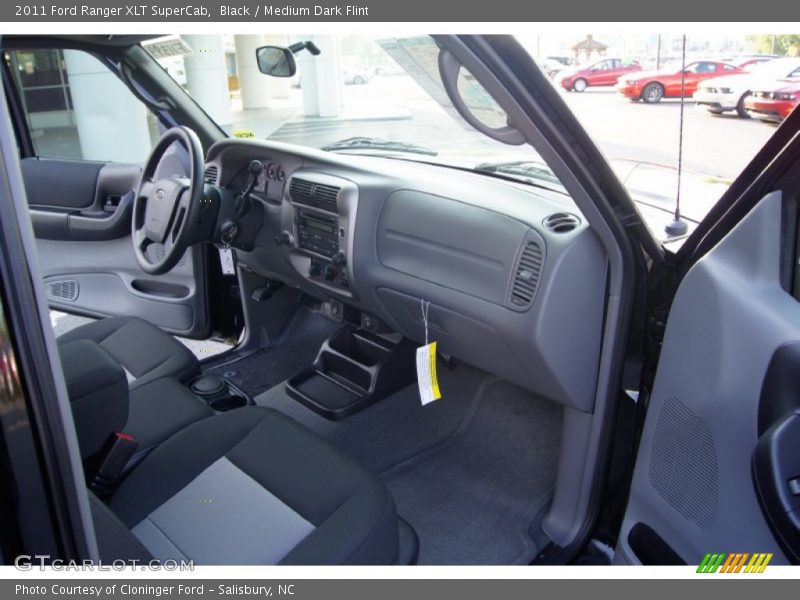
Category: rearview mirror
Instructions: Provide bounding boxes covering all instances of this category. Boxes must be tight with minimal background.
[255,46,296,77]
[256,41,322,78]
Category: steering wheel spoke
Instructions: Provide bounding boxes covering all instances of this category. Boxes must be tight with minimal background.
[139,178,155,199]
[133,227,149,250]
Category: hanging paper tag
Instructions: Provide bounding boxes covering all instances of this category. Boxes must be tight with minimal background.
[416,341,441,405]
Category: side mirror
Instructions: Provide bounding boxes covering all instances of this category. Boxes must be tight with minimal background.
[256,46,296,77]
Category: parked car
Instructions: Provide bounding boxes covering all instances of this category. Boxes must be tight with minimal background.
[557,57,641,92]
[343,67,372,85]
[723,54,780,70]
[539,55,574,77]
[540,57,568,78]
[694,57,800,117]
[616,60,746,103]
[744,80,800,124]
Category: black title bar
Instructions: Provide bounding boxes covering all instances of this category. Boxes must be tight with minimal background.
[3,0,800,22]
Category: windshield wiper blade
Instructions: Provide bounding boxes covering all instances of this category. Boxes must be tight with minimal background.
[474,160,563,188]
[321,137,438,156]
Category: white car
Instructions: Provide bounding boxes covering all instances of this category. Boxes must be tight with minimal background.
[342,67,372,85]
[694,57,800,117]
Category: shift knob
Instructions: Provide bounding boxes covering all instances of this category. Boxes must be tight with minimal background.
[249,160,263,176]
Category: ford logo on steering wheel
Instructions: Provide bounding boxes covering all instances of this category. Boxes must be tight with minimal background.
[155,188,165,201]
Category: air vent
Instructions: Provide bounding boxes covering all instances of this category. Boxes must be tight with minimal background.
[289,177,314,204]
[204,165,219,185]
[313,184,340,212]
[509,241,543,308]
[46,280,79,302]
[543,212,580,233]
[289,177,341,213]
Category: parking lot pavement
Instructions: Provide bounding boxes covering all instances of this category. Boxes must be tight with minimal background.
[555,88,775,181]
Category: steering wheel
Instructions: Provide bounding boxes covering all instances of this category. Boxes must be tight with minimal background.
[132,126,205,275]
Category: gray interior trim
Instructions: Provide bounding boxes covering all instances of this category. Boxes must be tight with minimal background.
[616,192,791,565]
[207,34,637,554]
[417,35,635,551]
[132,457,315,565]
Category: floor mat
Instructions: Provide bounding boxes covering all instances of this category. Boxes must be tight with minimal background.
[204,307,342,397]
[382,378,562,565]
[256,365,562,565]
[255,363,487,474]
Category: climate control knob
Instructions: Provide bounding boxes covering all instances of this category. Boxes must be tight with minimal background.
[323,264,337,281]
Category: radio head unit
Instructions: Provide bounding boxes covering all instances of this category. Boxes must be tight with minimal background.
[297,210,339,258]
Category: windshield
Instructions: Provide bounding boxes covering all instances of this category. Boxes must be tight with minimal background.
[150,33,796,241]
[151,34,549,183]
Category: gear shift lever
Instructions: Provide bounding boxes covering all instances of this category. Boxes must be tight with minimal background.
[236,160,263,217]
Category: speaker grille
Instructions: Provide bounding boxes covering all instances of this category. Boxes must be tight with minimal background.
[46,280,79,302]
[648,396,719,530]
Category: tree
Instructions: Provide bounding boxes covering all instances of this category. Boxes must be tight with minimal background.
[746,34,800,56]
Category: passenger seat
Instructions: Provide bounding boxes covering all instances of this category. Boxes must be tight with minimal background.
[84,401,415,564]
[56,316,200,388]
[57,316,213,459]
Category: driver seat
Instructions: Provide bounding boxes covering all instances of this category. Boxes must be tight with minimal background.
[56,316,200,389]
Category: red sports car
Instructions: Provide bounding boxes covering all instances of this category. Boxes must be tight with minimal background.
[615,60,746,103]
[744,80,800,124]
[557,57,641,92]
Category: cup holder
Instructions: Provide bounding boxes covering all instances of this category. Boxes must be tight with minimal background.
[189,375,250,412]
[209,394,248,411]
[287,327,416,420]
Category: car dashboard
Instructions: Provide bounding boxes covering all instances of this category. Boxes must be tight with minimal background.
[204,139,608,413]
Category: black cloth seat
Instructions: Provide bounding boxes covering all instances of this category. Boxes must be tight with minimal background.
[99,407,401,565]
[125,377,214,461]
[57,316,199,389]
[57,317,210,457]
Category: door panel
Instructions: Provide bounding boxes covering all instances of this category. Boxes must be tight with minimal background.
[616,192,793,565]
[22,158,103,210]
[25,158,140,241]
[22,157,210,339]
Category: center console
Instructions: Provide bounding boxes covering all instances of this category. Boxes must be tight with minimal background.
[281,172,358,296]
[286,327,417,420]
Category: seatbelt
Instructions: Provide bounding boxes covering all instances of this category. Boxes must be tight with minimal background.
[87,432,137,499]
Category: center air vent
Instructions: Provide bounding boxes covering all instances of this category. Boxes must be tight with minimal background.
[204,165,219,185]
[509,241,543,309]
[543,212,580,233]
[289,177,341,213]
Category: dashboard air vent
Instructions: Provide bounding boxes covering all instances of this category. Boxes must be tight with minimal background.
[204,165,219,185]
[509,241,543,308]
[46,280,79,302]
[313,184,340,212]
[543,212,580,233]
[289,177,340,213]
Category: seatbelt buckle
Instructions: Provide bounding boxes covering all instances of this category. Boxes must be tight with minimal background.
[88,432,137,498]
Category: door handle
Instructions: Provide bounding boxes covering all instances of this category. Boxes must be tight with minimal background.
[67,190,135,241]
